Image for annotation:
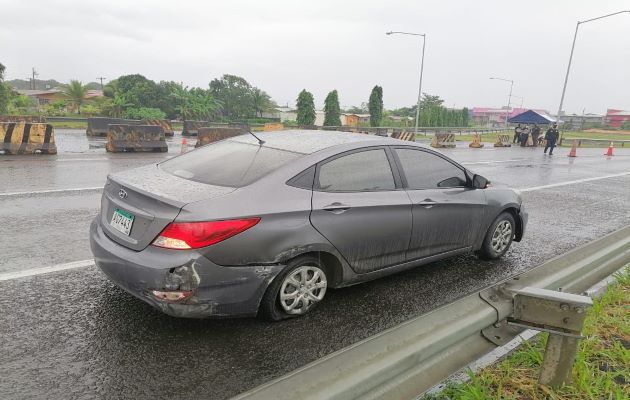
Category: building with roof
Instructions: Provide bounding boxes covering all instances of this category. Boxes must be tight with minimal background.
[17,89,104,107]
[605,109,630,128]
[472,107,551,127]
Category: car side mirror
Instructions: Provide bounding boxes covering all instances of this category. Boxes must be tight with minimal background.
[472,174,489,189]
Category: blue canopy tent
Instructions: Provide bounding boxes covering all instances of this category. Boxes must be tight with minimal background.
[508,110,556,125]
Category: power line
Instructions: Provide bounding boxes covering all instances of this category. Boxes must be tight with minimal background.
[96,76,107,90]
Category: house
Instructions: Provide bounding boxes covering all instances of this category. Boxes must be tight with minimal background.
[17,89,103,106]
[341,113,370,127]
[558,112,604,129]
[605,109,630,128]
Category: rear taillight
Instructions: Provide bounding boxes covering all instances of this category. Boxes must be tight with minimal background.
[152,218,260,250]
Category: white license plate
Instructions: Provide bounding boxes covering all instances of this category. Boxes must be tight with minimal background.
[110,208,134,236]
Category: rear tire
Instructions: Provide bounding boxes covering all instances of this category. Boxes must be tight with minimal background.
[478,212,515,260]
[259,255,328,321]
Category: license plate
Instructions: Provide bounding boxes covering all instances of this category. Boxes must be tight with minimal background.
[110,208,134,236]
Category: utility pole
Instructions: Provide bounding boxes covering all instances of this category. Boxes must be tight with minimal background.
[31,67,39,90]
[96,77,107,90]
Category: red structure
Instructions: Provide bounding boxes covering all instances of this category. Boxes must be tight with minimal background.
[606,109,630,128]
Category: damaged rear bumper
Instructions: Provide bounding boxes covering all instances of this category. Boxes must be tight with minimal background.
[89,218,285,318]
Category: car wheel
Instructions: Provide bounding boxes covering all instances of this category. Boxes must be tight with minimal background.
[478,212,515,260]
[259,255,328,321]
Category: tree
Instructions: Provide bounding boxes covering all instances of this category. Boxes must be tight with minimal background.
[251,87,275,118]
[209,74,254,119]
[0,62,12,114]
[111,74,161,110]
[462,107,469,127]
[102,93,133,118]
[62,80,89,114]
[296,89,316,126]
[368,85,383,127]
[345,103,368,114]
[124,107,166,120]
[174,86,222,122]
[323,90,341,126]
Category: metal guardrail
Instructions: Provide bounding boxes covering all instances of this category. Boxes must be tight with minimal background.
[232,225,630,400]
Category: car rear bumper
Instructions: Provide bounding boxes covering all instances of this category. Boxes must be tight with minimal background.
[89,217,285,318]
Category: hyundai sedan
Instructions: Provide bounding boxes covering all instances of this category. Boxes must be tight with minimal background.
[90,130,527,320]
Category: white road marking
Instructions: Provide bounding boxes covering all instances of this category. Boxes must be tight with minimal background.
[0,186,103,197]
[517,171,630,192]
[463,159,526,165]
[0,259,95,281]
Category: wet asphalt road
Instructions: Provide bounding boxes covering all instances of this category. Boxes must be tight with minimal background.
[1,130,630,399]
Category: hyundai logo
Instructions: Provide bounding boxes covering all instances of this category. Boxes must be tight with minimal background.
[118,189,128,199]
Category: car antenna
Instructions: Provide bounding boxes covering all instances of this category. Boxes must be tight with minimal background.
[246,128,265,145]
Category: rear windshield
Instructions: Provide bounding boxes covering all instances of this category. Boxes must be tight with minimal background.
[160,140,301,187]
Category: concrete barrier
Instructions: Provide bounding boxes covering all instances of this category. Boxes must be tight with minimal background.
[494,134,512,147]
[430,133,456,148]
[299,125,319,130]
[87,117,141,137]
[469,133,484,148]
[142,119,174,136]
[106,124,167,153]
[195,127,245,148]
[391,129,415,141]
[0,122,57,155]
[182,120,210,136]
[0,115,47,123]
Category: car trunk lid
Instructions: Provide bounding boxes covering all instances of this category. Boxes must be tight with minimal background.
[100,164,236,251]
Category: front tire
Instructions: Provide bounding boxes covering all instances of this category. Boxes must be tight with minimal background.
[478,212,515,260]
[259,255,328,321]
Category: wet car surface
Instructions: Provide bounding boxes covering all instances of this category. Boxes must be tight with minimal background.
[1,130,629,399]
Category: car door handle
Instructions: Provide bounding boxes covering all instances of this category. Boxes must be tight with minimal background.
[418,199,438,208]
[323,202,351,214]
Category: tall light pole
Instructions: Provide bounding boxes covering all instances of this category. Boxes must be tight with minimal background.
[386,31,426,135]
[489,77,514,127]
[556,10,629,125]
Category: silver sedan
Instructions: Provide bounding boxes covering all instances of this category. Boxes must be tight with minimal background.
[90,130,527,320]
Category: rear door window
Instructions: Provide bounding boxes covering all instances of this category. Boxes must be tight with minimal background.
[395,148,468,189]
[316,149,396,191]
[160,140,301,187]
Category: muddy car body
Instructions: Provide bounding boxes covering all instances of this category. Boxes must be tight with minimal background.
[90,130,527,320]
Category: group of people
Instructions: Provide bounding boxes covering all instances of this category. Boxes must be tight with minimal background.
[512,123,560,155]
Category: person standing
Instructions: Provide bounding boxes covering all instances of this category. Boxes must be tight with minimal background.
[531,124,541,147]
[513,124,522,144]
[520,125,530,147]
[544,123,559,155]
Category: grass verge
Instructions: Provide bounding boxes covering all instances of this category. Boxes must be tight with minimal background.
[448,131,630,148]
[426,268,630,400]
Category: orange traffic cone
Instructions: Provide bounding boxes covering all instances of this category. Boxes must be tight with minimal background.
[606,142,614,156]
[180,137,188,154]
[568,139,577,157]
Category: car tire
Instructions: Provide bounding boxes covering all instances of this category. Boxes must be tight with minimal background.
[259,255,328,321]
[478,212,515,260]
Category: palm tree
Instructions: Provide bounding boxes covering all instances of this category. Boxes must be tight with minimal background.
[251,88,274,118]
[62,80,89,114]
[106,93,133,118]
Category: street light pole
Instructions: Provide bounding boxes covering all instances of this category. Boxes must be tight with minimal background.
[490,77,514,128]
[555,10,629,125]
[386,31,426,135]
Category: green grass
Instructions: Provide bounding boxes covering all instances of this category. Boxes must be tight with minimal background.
[426,268,630,400]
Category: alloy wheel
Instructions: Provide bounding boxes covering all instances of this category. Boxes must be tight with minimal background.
[491,220,513,253]
[279,265,327,315]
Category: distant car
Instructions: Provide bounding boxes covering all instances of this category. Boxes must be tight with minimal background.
[90,130,527,320]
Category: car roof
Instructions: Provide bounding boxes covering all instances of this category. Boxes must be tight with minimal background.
[228,129,405,154]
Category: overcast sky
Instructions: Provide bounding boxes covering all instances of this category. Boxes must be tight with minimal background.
[2,0,629,114]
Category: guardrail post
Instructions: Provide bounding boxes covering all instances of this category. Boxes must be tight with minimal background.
[507,287,592,388]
